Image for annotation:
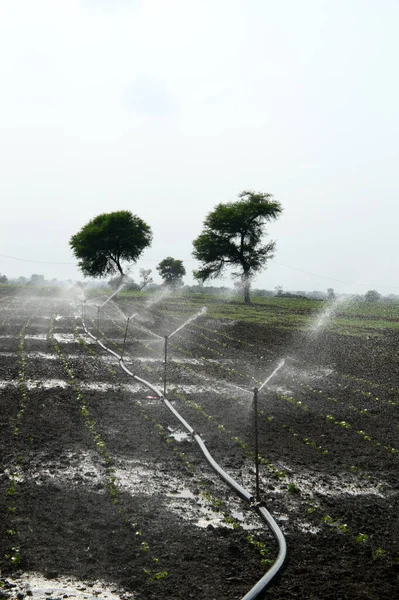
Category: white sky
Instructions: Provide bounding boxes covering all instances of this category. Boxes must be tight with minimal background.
[0,0,397,294]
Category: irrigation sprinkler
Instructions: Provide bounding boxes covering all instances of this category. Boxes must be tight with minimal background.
[97,306,100,338]
[81,317,287,595]
[168,306,207,339]
[100,282,126,308]
[82,300,86,321]
[163,335,168,396]
[121,317,130,360]
[258,359,286,392]
[253,387,260,502]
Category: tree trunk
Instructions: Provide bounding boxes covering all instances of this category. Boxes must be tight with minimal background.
[114,256,124,276]
[243,273,251,304]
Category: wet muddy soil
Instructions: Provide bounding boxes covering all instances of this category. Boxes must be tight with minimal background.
[1,292,398,599]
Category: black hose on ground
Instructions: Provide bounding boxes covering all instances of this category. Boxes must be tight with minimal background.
[81,318,286,598]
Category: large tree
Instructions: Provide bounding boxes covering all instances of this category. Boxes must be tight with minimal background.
[156,257,186,287]
[192,191,282,304]
[70,211,152,278]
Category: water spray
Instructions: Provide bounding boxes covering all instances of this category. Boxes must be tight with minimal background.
[163,335,168,396]
[145,287,171,309]
[168,306,207,339]
[253,387,260,502]
[100,282,126,308]
[80,313,287,596]
[258,359,286,392]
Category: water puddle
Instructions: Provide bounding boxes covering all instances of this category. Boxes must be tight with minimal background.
[297,520,321,534]
[1,573,129,600]
[16,449,105,488]
[0,379,69,390]
[0,334,84,343]
[270,467,387,498]
[0,379,149,393]
[166,487,196,498]
[135,356,234,366]
[167,426,190,442]
[53,333,81,343]
[168,383,224,395]
[27,351,59,360]
[113,459,260,531]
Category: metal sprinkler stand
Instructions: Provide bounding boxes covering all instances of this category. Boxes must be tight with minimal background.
[121,317,130,360]
[97,306,100,338]
[163,335,168,396]
[82,300,86,321]
[253,387,260,502]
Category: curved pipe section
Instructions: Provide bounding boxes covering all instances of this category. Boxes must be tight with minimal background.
[81,318,286,598]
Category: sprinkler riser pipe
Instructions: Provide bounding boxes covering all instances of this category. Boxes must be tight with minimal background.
[163,335,168,396]
[81,311,286,598]
[253,387,260,502]
[121,317,130,360]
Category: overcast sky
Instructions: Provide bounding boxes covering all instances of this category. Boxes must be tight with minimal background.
[0,0,397,294]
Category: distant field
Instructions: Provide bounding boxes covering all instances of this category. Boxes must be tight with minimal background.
[112,290,399,337]
[3,284,399,336]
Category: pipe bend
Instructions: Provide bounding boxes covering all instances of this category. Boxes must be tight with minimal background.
[80,317,286,598]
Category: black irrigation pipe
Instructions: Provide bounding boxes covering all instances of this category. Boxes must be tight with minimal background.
[81,316,286,599]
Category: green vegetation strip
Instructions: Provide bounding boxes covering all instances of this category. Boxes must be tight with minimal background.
[50,313,168,582]
[276,392,399,456]
[4,299,45,568]
[115,293,399,336]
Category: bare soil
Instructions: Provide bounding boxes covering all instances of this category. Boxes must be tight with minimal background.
[0,290,398,599]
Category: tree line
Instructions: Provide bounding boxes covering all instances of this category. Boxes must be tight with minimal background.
[69,190,282,304]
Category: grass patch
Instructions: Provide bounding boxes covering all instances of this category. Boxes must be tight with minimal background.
[108,292,399,337]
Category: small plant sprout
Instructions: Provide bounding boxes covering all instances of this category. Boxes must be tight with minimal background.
[287,482,300,495]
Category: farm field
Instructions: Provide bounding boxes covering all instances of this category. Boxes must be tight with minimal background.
[1,286,398,600]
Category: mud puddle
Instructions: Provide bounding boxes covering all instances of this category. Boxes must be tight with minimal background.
[268,466,388,498]
[0,379,148,393]
[0,573,134,600]
[5,449,106,489]
[113,458,261,531]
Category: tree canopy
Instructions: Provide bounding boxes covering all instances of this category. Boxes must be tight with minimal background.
[192,190,282,303]
[156,257,186,286]
[365,290,381,302]
[70,211,152,278]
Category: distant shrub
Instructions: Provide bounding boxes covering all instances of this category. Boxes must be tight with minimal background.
[365,290,381,302]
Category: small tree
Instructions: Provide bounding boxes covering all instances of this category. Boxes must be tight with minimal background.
[365,290,381,302]
[0,273,8,284]
[327,288,335,300]
[192,191,282,304]
[138,268,153,290]
[30,274,45,285]
[70,211,152,278]
[156,257,186,286]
